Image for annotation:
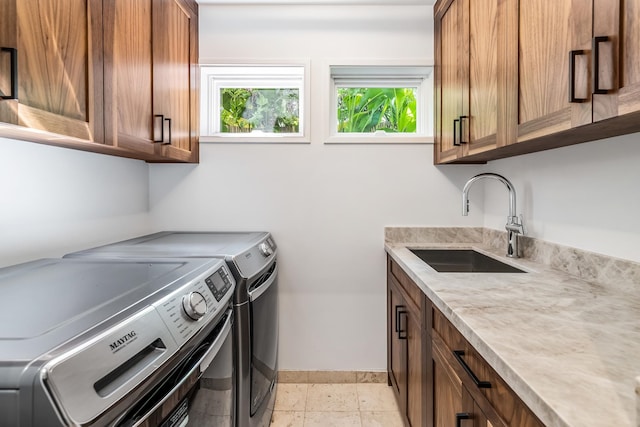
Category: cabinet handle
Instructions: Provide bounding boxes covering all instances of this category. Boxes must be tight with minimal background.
[394,305,403,333]
[397,310,408,340]
[592,36,610,95]
[0,47,17,100]
[456,412,471,427]
[453,350,491,388]
[459,115,468,144]
[164,118,172,145]
[453,119,460,146]
[568,49,587,103]
[154,114,165,143]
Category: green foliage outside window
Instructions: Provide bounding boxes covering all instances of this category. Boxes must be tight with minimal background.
[337,87,417,133]
[220,88,299,133]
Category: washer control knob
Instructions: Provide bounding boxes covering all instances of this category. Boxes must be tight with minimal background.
[182,292,207,320]
[259,242,273,257]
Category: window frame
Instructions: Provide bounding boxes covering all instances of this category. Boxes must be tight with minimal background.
[199,60,311,143]
[325,61,433,144]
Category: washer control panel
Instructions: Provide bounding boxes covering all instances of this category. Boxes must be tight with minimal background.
[154,261,235,344]
[205,267,233,301]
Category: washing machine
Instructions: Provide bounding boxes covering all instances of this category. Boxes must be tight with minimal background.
[66,231,278,427]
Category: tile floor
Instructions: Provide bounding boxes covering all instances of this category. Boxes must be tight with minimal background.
[270,383,404,427]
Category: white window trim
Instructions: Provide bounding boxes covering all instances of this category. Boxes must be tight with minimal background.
[199,58,311,143]
[323,59,434,144]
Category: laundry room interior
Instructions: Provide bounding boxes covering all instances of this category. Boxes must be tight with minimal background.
[1,0,640,426]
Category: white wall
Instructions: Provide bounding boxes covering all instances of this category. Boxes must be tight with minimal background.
[0,137,153,268]
[480,134,640,263]
[150,4,640,372]
[149,4,484,371]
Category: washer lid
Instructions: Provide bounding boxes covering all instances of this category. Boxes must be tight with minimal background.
[66,231,268,259]
[0,257,221,370]
[65,231,277,278]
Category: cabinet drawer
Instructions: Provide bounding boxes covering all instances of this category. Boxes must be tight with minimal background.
[389,258,423,311]
[433,307,544,427]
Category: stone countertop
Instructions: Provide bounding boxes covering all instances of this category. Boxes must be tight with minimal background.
[386,237,640,427]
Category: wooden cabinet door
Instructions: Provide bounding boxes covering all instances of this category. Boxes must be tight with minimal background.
[388,283,407,413]
[0,0,103,141]
[593,0,640,120]
[406,309,425,427]
[434,0,465,163]
[103,0,156,156]
[433,341,463,427]
[516,0,593,143]
[462,0,500,157]
[435,0,501,163]
[153,0,198,162]
[103,0,198,161]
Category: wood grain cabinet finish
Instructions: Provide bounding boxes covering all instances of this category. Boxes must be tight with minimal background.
[432,308,544,427]
[434,0,505,164]
[434,0,640,164]
[0,0,104,141]
[387,257,544,427]
[0,0,198,163]
[103,0,199,162]
[387,257,428,427]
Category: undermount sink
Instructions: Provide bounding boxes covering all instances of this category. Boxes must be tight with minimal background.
[410,249,526,273]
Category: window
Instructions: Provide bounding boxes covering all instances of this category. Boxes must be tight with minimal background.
[328,65,433,143]
[200,64,308,142]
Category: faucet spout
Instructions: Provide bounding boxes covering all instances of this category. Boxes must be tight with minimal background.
[461,173,525,258]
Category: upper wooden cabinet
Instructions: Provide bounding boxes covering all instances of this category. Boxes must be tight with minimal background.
[434,0,640,164]
[103,0,198,162]
[435,0,504,163]
[0,0,199,163]
[0,0,104,141]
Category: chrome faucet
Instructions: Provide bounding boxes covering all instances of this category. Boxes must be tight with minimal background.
[462,173,525,258]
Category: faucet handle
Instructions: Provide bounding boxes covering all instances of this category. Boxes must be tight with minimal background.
[506,215,525,235]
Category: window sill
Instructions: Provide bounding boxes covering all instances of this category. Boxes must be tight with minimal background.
[324,135,433,144]
[200,135,311,144]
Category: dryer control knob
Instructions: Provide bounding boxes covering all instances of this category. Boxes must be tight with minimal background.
[259,242,273,257]
[182,292,207,320]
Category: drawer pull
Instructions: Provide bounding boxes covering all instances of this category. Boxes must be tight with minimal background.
[394,305,404,333]
[592,36,611,95]
[397,310,408,340]
[0,47,17,100]
[458,115,468,144]
[154,114,165,143]
[456,412,471,427]
[568,49,587,103]
[453,118,460,146]
[394,305,408,339]
[453,350,491,388]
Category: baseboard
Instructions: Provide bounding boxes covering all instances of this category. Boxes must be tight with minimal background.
[277,371,387,384]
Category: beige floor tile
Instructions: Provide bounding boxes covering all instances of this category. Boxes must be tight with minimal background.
[270,411,305,427]
[275,384,308,411]
[356,383,400,412]
[306,384,359,412]
[360,411,405,427]
[304,411,362,427]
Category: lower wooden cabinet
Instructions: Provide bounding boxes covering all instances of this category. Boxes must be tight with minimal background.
[432,308,544,427]
[387,256,544,427]
[387,257,428,427]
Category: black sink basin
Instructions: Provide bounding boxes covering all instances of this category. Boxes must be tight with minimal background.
[410,249,526,273]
